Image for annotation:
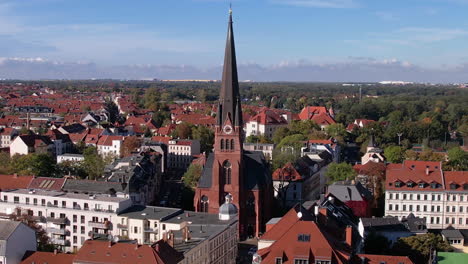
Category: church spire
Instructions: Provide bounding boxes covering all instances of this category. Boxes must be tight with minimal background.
[219,7,242,127]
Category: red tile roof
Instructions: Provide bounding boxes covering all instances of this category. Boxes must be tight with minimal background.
[272,163,304,182]
[28,177,66,191]
[74,240,183,264]
[21,251,75,264]
[0,174,34,191]
[248,109,288,125]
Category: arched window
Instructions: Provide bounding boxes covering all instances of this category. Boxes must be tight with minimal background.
[200,195,209,212]
[225,139,230,150]
[220,139,224,150]
[230,139,235,150]
[223,160,232,184]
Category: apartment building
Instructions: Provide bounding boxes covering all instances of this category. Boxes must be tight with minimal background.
[0,128,18,148]
[385,160,468,229]
[243,143,274,161]
[245,109,288,139]
[168,139,200,170]
[0,189,133,253]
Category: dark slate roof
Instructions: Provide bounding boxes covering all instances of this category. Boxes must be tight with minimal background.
[402,214,427,233]
[361,217,410,232]
[0,221,21,240]
[441,229,464,239]
[197,151,271,190]
[327,181,373,202]
[62,179,127,195]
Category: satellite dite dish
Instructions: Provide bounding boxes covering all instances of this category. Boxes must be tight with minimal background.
[297,211,303,219]
[107,234,113,241]
[113,236,120,243]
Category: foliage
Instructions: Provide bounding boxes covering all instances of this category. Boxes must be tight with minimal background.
[191,125,215,153]
[173,122,194,139]
[326,162,357,183]
[9,153,57,177]
[10,211,56,252]
[384,146,406,163]
[325,123,348,143]
[391,233,452,264]
[245,135,273,144]
[122,136,142,157]
[446,147,468,170]
[104,99,120,124]
[182,164,203,189]
[82,147,107,180]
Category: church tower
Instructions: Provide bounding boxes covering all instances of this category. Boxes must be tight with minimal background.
[194,9,273,239]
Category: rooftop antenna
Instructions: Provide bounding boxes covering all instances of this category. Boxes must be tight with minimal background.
[229,3,232,14]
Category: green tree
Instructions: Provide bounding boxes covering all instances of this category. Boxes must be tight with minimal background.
[104,100,119,124]
[392,233,452,264]
[384,146,406,163]
[182,164,203,189]
[326,162,357,183]
[272,127,291,144]
[144,87,161,111]
[191,125,214,153]
[82,147,105,180]
[245,135,273,144]
[446,147,468,170]
[325,123,347,143]
[10,154,57,177]
[174,122,194,139]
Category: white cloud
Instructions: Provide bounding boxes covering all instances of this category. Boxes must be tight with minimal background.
[271,0,358,8]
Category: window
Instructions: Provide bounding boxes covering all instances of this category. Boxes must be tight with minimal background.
[396,194,399,200]
[223,160,232,185]
[431,206,435,212]
[33,198,37,205]
[275,258,283,264]
[395,204,399,211]
[13,196,19,204]
[423,205,427,212]
[62,201,66,208]
[134,226,138,233]
[26,197,30,204]
[389,204,393,211]
[417,195,420,200]
[294,259,309,264]
[403,205,406,211]
[53,200,58,206]
[297,234,311,242]
[409,205,413,211]
[220,139,224,150]
[73,225,77,233]
[2,195,6,201]
[73,215,77,222]
[431,183,438,189]
[403,194,407,199]
[407,182,414,187]
[225,139,230,150]
[200,196,209,213]
[395,181,401,187]
[416,205,420,211]
[424,195,427,200]
[81,216,85,224]
[316,261,330,264]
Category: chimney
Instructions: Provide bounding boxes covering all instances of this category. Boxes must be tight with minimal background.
[425,167,429,175]
[13,173,18,178]
[183,226,191,242]
[108,241,113,248]
[346,225,353,248]
[314,206,319,216]
[168,231,174,247]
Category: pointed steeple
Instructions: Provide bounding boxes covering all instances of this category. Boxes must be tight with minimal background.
[219,7,242,127]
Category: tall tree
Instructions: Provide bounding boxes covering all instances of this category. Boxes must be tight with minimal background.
[326,162,357,183]
[384,146,406,163]
[104,100,119,124]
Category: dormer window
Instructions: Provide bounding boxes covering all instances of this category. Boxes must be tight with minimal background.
[275,257,283,264]
[418,183,425,188]
[464,184,468,190]
[395,181,402,187]
[431,183,438,189]
[406,182,414,187]
[450,183,458,190]
[297,234,310,242]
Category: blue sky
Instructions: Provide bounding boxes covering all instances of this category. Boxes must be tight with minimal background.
[1,0,468,81]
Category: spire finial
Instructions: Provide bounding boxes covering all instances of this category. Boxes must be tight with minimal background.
[229,3,232,14]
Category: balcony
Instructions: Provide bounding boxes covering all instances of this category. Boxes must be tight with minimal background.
[46,227,69,236]
[46,217,68,225]
[117,223,128,229]
[51,238,70,246]
[144,227,157,233]
[88,221,110,229]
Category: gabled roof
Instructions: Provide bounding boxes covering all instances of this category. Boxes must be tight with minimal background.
[327,182,373,202]
[28,177,66,191]
[248,109,288,125]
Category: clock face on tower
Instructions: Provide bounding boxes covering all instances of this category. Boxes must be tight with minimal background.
[223,125,233,134]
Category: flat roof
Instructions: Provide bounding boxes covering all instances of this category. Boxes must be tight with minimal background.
[118,205,183,221]
[3,189,129,203]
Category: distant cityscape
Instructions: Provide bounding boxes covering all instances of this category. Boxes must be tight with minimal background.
[0,4,467,264]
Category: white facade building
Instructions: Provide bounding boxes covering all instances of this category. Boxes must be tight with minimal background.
[97,135,124,158]
[0,189,132,253]
[168,139,201,170]
[385,161,468,229]
[0,128,18,148]
[245,110,288,139]
[243,143,274,160]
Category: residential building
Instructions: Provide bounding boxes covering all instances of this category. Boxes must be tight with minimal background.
[21,251,75,264]
[302,139,341,163]
[9,135,54,157]
[102,154,162,205]
[0,221,37,264]
[0,188,133,252]
[46,129,73,156]
[327,181,373,218]
[361,136,385,165]
[298,106,336,130]
[385,161,468,229]
[96,135,124,158]
[168,139,201,170]
[358,214,427,245]
[245,109,288,139]
[0,128,18,148]
[441,229,465,250]
[193,10,273,239]
[243,143,274,161]
[353,162,386,196]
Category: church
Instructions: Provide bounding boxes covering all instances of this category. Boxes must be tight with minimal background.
[193,10,274,239]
